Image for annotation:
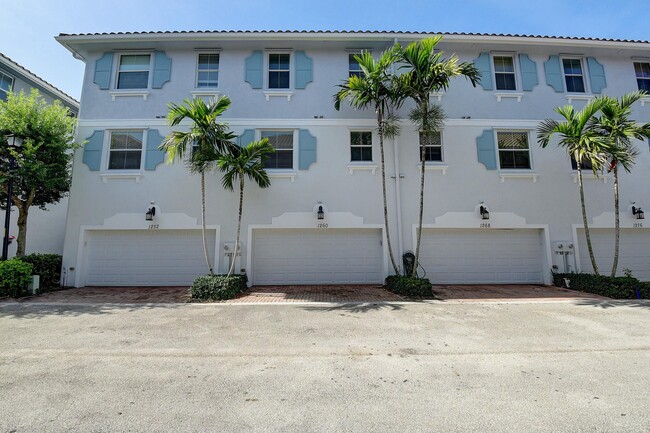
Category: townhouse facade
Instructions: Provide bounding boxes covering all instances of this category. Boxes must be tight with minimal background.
[55,31,650,287]
[1,53,79,258]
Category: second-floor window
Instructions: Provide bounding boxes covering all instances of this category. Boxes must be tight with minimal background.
[562,58,585,93]
[0,71,14,101]
[419,131,443,162]
[634,62,650,92]
[350,131,373,162]
[268,53,290,89]
[493,56,516,91]
[261,130,293,169]
[117,54,151,89]
[349,53,363,78]
[108,131,143,170]
[570,156,594,171]
[197,53,219,88]
[497,131,531,170]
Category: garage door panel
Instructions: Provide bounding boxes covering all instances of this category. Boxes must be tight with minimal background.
[421,229,544,284]
[252,228,383,285]
[577,229,650,281]
[86,230,216,286]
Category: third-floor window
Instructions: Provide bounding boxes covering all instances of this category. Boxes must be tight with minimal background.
[117,54,151,89]
[196,53,219,88]
[268,53,290,89]
[634,62,650,92]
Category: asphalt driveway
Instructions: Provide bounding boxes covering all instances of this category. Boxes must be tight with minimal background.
[1,298,648,432]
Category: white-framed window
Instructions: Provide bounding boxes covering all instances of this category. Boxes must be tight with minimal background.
[268,53,290,89]
[107,131,144,170]
[261,130,293,169]
[633,62,650,92]
[116,54,151,90]
[350,131,373,162]
[562,57,586,93]
[349,53,363,78]
[493,55,517,91]
[497,131,531,170]
[196,53,219,88]
[419,131,443,162]
[0,71,14,100]
[570,156,593,171]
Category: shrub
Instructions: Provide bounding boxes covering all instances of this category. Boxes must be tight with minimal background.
[385,275,433,298]
[553,272,649,299]
[0,259,33,298]
[21,253,62,292]
[191,274,247,301]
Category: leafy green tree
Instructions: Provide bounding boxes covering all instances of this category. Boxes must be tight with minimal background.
[334,50,402,274]
[591,91,650,276]
[161,96,237,274]
[0,89,77,256]
[538,99,609,275]
[394,36,480,277]
[217,139,274,276]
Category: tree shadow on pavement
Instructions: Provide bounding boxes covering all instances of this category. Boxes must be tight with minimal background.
[573,299,650,310]
[0,302,185,319]
[301,302,404,313]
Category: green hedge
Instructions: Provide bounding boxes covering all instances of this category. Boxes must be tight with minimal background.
[0,259,33,298]
[553,273,649,299]
[20,254,62,292]
[191,274,248,301]
[385,275,433,298]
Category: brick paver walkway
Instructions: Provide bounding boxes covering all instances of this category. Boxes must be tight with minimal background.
[16,287,192,304]
[432,284,608,302]
[226,285,404,303]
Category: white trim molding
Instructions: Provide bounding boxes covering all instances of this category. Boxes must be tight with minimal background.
[347,163,377,175]
[494,92,523,102]
[110,90,149,101]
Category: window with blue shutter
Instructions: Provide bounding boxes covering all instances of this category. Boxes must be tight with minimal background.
[93,52,114,90]
[544,55,564,92]
[82,130,104,171]
[474,53,493,91]
[245,51,263,89]
[299,129,317,169]
[295,51,313,89]
[145,129,165,170]
[152,51,172,89]
[587,57,606,94]
[476,129,497,170]
[236,129,255,147]
[518,54,539,91]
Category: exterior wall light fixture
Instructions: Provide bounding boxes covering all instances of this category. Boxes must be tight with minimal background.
[145,206,156,221]
[632,206,644,220]
[317,205,324,220]
[479,205,490,220]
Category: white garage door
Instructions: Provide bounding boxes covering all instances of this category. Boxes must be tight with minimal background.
[252,228,383,285]
[85,230,216,286]
[420,229,545,284]
[578,229,650,281]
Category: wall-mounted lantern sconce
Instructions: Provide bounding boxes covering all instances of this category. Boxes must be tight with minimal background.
[632,206,645,220]
[479,205,490,220]
[145,206,156,221]
[317,205,324,220]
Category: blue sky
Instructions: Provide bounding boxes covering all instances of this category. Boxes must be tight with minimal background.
[3,0,649,100]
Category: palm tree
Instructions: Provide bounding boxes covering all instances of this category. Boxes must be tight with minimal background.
[160,96,237,275]
[334,50,402,275]
[538,99,609,275]
[217,139,274,276]
[394,36,480,277]
[591,91,650,276]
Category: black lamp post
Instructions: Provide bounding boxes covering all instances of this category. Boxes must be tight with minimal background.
[2,134,22,261]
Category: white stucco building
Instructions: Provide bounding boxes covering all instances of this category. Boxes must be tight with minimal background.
[55,31,650,287]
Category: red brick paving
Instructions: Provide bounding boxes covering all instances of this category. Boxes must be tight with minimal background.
[432,284,608,302]
[18,287,192,304]
[226,285,404,303]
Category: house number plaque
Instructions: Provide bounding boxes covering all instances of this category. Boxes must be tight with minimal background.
[148,224,160,230]
[480,223,491,228]
[317,223,329,228]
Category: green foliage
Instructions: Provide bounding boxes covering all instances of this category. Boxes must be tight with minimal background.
[20,253,62,292]
[553,272,649,299]
[385,275,433,298]
[217,139,274,191]
[0,89,78,211]
[191,274,248,301]
[0,259,33,298]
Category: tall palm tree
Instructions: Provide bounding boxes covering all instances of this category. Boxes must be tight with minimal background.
[538,99,609,275]
[217,139,274,276]
[394,36,480,277]
[591,91,650,276]
[334,50,402,274]
[161,96,237,275]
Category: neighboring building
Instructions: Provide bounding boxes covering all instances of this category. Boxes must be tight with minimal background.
[55,31,650,287]
[1,53,79,258]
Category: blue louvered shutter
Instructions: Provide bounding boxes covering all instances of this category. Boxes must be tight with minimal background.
[476,129,497,170]
[298,129,317,170]
[237,129,255,147]
[587,57,607,94]
[518,54,539,91]
[152,51,172,89]
[474,53,493,90]
[82,130,104,171]
[93,53,113,90]
[145,129,165,170]
[294,51,313,89]
[245,51,263,89]
[544,55,564,92]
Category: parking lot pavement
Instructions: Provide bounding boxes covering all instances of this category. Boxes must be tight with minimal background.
[0,300,648,432]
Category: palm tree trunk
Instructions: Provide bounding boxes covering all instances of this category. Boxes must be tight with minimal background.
[229,177,244,277]
[578,164,599,275]
[610,166,620,277]
[377,110,399,275]
[412,102,428,278]
[200,173,213,275]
